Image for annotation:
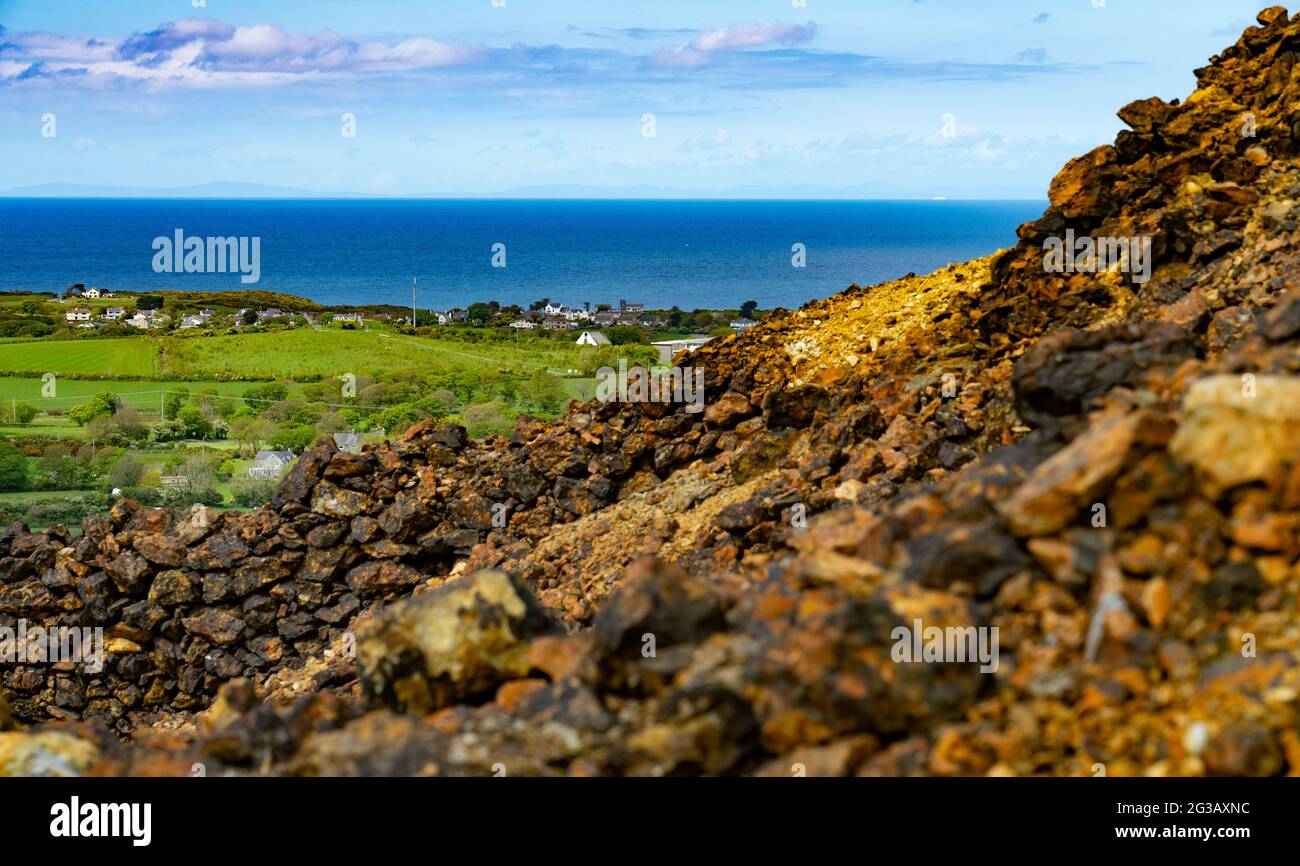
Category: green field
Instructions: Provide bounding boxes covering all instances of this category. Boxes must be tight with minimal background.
[0,337,159,377]
[0,377,263,416]
[159,326,588,380]
[0,489,87,503]
[0,415,84,439]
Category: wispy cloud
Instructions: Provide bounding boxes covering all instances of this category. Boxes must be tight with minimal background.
[0,18,490,88]
[0,16,1094,95]
[651,22,817,68]
[1014,48,1048,63]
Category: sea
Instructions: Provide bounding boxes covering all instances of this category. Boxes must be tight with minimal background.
[0,199,1045,311]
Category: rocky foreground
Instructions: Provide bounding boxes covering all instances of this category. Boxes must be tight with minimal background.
[4,9,1300,776]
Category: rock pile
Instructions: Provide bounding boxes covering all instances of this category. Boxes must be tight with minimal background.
[4,8,1300,775]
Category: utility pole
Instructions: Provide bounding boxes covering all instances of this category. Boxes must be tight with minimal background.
[412,277,417,327]
[160,391,165,422]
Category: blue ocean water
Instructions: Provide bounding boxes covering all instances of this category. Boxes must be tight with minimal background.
[0,199,1044,311]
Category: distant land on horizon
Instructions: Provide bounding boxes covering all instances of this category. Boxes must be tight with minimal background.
[0,181,1048,202]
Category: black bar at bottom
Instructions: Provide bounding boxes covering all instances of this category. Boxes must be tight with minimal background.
[0,776,1281,854]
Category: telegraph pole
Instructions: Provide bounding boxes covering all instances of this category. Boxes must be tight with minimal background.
[412,277,417,327]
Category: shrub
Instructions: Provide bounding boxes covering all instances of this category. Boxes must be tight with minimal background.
[10,402,38,425]
[269,424,318,454]
[242,382,289,409]
[105,453,145,489]
[68,392,119,426]
[0,440,29,491]
[231,476,280,507]
[460,401,515,439]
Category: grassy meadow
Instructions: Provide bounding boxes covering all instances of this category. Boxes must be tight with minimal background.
[0,376,261,414]
[158,326,588,380]
[0,337,160,377]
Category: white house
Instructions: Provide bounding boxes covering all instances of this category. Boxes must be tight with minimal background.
[248,450,295,479]
[332,432,362,454]
[730,318,758,332]
[576,330,611,347]
[103,307,126,320]
[81,288,101,299]
[126,311,166,329]
[65,308,92,322]
[543,302,568,316]
[651,336,713,364]
[509,319,537,330]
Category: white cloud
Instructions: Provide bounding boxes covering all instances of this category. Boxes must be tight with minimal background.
[651,22,816,68]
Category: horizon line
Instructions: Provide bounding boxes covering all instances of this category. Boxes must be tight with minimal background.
[0,194,1049,202]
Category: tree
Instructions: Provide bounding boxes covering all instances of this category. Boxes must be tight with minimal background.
[467,302,492,325]
[578,344,658,376]
[68,392,119,426]
[229,416,276,454]
[231,476,280,507]
[106,453,145,489]
[460,401,512,438]
[414,392,453,421]
[606,324,648,345]
[371,404,422,436]
[177,405,212,439]
[517,372,568,415]
[137,295,164,310]
[242,382,289,409]
[165,455,222,506]
[269,424,318,454]
[292,402,329,426]
[11,402,37,425]
[740,300,759,319]
[113,405,148,441]
[0,440,29,491]
[242,309,258,325]
[35,444,81,490]
[265,397,305,423]
[163,388,189,421]
[314,410,353,434]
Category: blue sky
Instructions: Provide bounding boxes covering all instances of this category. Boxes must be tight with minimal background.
[0,0,1279,197]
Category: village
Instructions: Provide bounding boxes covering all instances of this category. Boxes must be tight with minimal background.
[48,286,761,363]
